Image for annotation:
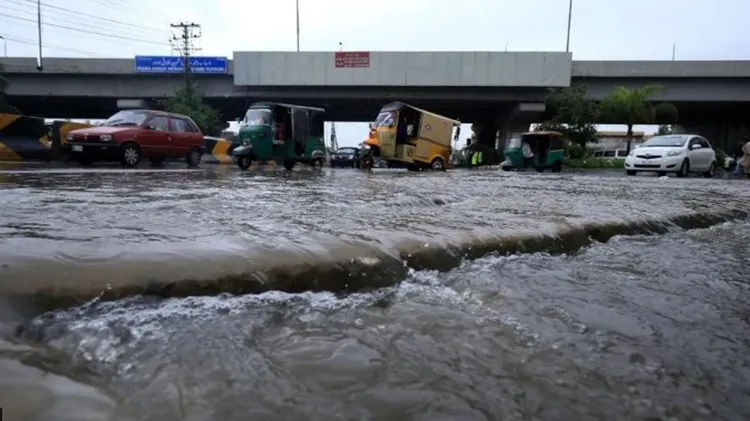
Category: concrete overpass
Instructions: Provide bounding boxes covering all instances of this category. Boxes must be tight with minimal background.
[2,53,749,147]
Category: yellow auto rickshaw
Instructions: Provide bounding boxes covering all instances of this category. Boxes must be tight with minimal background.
[359,102,460,171]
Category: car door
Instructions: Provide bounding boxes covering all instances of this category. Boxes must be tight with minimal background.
[698,137,715,167]
[183,118,204,150]
[142,115,171,157]
[168,117,191,155]
[686,137,704,171]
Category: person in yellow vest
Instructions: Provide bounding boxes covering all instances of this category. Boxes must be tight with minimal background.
[471,150,483,167]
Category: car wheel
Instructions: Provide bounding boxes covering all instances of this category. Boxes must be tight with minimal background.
[236,155,252,170]
[120,142,141,167]
[626,170,637,176]
[676,159,689,177]
[186,148,202,168]
[150,156,166,166]
[703,161,716,178]
[430,157,445,171]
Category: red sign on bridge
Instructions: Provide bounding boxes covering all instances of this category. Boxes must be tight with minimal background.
[335,52,370,68]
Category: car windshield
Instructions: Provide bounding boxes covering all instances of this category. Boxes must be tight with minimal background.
[641,135,688,147]
[244,109,272,126]
[102,110,149,127]
[336,148,357,155]
[374,111,396,128]
[506,135,523,148]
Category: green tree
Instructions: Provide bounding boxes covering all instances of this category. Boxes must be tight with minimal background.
[161,87,222,135]
[541,85,600,150]
[600,85,678,153]
[0,63,21,114]
[657,124,672,135]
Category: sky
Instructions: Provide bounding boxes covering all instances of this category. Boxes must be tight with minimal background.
[1,0,748,147]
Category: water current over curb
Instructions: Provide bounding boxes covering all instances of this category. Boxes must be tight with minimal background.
[5,208,747,313]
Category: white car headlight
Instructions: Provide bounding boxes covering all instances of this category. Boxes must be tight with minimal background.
[100,134,112,142]
[66,133,73,141]
[628,150,636,157]
[667,150,681,157]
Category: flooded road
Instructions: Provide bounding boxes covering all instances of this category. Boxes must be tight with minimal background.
[0,166,749,420]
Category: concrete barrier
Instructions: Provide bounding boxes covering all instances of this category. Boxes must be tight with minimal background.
[0,113,51,161]
[202,136,236,164]
[48,121,93,160]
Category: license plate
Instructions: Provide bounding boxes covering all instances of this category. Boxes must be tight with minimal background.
[72,145,83,152]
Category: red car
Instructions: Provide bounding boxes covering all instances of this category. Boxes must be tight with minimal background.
[66,109,205,167]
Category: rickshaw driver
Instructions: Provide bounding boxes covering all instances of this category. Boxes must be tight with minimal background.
[522,139,534,166]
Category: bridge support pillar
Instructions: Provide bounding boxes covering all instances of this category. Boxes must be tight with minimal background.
[496,102,546,149]
[673,123,749,152]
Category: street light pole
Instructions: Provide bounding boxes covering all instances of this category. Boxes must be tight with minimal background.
[295,0,300,52]
[37,0,43,70]
[565,0,573,53]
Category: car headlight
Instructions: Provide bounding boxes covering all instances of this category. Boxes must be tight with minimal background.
[66,133,73,141]
[100,134,112,142]
[628,150,636,156]
[667,150,681,157]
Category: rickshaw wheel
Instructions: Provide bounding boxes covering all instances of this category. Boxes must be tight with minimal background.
[236,155,252,170]
[430,157,446,171]
[283,159,296,171]
[312,157,324,168]
[551,161,562,173]
[361,158,374,170]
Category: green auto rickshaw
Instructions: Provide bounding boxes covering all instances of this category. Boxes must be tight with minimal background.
[501,131,564,172]
[232,102,327,170]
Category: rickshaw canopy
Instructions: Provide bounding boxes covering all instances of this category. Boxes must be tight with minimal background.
[379,102,461,126]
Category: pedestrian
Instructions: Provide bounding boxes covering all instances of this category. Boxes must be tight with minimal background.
[741,136,750,178]
[732,137,746,177]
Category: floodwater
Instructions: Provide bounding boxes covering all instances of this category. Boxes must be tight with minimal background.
[0,166,749,421]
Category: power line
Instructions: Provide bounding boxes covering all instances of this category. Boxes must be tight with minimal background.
[0,34,103,56]
[79,0,171,26]
[3,2,167,43]
[0,12,170,46]
[11,0,166,34]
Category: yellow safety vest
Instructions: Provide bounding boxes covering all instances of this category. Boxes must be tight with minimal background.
[471,151,483,165]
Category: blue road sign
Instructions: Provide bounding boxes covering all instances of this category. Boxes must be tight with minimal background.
[134,56,228,74]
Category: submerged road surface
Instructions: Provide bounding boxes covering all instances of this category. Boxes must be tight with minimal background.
[0,166,749,420]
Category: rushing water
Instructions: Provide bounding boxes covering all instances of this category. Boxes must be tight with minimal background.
[0,166,749,420]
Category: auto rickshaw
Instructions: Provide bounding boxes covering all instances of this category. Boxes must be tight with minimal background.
[501,131,565,172]
[232,102,327,170]
[359,102,460,171]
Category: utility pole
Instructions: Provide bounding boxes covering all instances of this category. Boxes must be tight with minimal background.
[671,43,676,60]
[295,0,300,51]
[37,0,43,70]
[330,122,338,151]
[170,22,202,94]
[565,0,573,53]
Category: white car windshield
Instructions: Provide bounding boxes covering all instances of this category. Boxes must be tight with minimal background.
[641,135,688,147]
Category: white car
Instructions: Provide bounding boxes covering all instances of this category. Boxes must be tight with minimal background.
[624,134,717,178]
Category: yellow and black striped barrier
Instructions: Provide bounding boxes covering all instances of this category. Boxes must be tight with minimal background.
[0,113,52,161]
[202,136,237,165]
[48,120,94,160]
